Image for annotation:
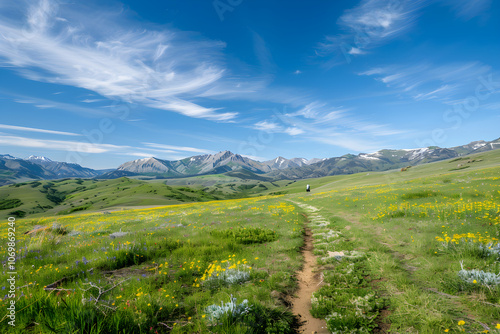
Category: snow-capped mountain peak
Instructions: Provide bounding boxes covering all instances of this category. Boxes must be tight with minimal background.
[0,154,18,160]
[28,155,53,162]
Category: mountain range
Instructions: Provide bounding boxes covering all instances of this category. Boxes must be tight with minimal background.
[0,155,109,186]
[266,139,500,180]
[1,138,499,185]
[99,151,325,179]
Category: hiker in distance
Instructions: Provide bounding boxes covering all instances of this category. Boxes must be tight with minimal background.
[306,184,310,192]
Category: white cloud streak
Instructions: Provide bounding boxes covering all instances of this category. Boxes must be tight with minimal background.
[359,61,494,102]
[317,0,426,64]
[252,102,408,152]
[253,120,281,132]
[142,142,214,155]
[252,121,305,136]
[120,152,156,158]
[0,123,81,136]
[240,154,268,162]
[284,127,304,136]
[10,94,112,117]
[81,99,104,103]
[0,0,240,121]
[0,134,125,153]
[316,0,492,65]
[0,133,216,161]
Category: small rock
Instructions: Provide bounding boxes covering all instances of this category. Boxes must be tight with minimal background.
[109,231,129,239]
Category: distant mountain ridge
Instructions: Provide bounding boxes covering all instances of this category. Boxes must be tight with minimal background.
[27,155,101,178]
[0,152,321,185]
[110,151,321,178]
[0,154,18,160]
[266,138,500,180]
[0,155,108,186]
[0,156,55,184]
[1,137,499,185]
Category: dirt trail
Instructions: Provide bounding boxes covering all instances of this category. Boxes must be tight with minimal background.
[292,225,329,334]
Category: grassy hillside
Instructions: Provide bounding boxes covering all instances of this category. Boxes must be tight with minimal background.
[264,148,500,196]
[0,174,295,219]
[2,149,499,220]
[164,173,291,197]
[0,178,225,219]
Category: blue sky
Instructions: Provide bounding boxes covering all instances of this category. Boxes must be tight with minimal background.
[0,0,499,169]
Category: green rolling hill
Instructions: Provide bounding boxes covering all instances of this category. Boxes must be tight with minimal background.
[1,148,499,219]
[0,178,222,219]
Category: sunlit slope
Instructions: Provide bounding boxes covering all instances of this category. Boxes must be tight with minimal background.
[0,178,222,219]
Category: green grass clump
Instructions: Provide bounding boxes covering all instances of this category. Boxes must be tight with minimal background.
[401,190,439,200]
[211,227,278,244]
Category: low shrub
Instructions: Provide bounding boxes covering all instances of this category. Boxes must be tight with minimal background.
[458,261,500,286]
[0,198,22,210]
[205,295,300,334]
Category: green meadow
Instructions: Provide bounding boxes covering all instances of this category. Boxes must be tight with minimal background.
[0,174,296,220]
[1,149,500,333]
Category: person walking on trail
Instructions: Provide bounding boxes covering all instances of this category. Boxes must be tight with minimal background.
[306,184,310,192]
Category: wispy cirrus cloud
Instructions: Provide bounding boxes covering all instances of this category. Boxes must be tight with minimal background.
[81,99,104,103]
[358,61,495,102]
[0,0,424,153]
[483,102,500,111]
[316,0,492,66]
[253,121,304,137]
[0,133,215,161]
[290,102,348,121]
[8,94,112,117]
[253,120,281,132]
[0,0,242,121]
[441,0,492,20]
[317,0,426,65]
[142,143,214,155]
[252,102,408,152]
[0,123,81,136]
[284,127,305,136]
[120,152,156,158]
[240,154,268,162]
[0,134,125,153]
